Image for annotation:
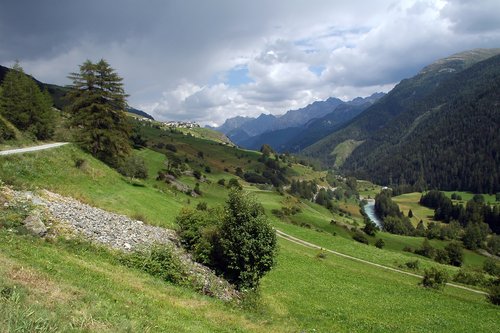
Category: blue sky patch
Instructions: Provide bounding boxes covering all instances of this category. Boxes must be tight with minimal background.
[309,65,326,76]
[224,65,254,87]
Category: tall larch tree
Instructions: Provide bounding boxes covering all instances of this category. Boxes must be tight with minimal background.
[66,59,131,166]
[0,61,55,140]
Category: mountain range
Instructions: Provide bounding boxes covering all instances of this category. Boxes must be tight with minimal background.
[212,92,385,150]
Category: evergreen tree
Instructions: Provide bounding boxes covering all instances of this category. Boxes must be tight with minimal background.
[66,59,131,166]
[218,189,277,289]
[0,62,55,139]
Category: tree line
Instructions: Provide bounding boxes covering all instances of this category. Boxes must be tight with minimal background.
[374,190,500,256]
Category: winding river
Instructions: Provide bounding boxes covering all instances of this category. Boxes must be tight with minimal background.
[362,199,383,229]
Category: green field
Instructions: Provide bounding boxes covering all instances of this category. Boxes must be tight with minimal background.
[392,192,436,226]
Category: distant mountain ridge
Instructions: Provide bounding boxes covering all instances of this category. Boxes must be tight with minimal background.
[213,93,384,149]
[238,93,384,151]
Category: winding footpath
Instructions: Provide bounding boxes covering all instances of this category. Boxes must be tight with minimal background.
[276,229,487,295]
[0,142,69,155]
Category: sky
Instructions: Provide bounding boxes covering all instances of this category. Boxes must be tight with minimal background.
[1,0,499,126]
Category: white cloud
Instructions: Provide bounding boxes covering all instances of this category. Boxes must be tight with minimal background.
[1,0,499,126]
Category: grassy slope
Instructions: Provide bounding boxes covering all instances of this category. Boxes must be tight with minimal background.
[0,144,183,227]
[1,141,498,332]
[0,233,283,333]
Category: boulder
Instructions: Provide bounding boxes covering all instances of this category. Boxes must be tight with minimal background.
[23,210,47,236]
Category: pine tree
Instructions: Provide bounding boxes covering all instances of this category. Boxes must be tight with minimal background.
[0,62,55,139]
[66,59,131,166]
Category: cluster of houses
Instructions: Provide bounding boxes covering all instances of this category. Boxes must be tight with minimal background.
[135,117,200,129]
[162,120,200,128]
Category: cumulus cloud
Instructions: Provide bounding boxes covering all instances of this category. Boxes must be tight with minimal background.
[1,0,499,125]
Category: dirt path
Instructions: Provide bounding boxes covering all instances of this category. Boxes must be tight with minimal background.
[0,142,69,156]
[275,229,487,295]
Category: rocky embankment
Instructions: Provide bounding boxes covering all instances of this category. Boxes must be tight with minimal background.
[1,187,238,301]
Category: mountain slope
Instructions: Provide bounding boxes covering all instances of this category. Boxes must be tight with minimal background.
[303,49,500,161]
[304,48,500,192]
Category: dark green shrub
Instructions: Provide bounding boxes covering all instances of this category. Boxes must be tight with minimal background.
[405,260,420,270]
[119,245,185,284]
[453,269,489,287]
[415,238,435,259]
[352,230,369,244]
[403,246,414,253]
[193,170,202,180]
[483,258,500,277]
[74,158,87,169]
[217,189,277,289]
[117,155,148,179]
[434,249,449,264]
[362,220,378,236]
[165,143,177,152]
[177,190,278,290]
[421,268,448,290]
[444,242,463,267]
[194,183,202,195]
[375,238,385,249]
[227,178,242,190]
[487,280,500,305]
[196,202,208,211]
[217,178,225,186]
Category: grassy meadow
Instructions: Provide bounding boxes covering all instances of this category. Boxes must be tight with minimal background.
[1,133,499,332]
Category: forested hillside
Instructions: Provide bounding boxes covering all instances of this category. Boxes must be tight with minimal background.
[303,49,500,193]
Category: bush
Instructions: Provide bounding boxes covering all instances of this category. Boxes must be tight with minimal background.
[415,238,435,259]
[483,258,500,277]
[227,178,242,190]
[487,235,500,256]
[434,249,449,264]
[217,178,226,186]
[403,246,414,253]
[444,242,463,267]
[196,202,208,211]
[352,230,369,244]
[119,245,185,284]
[405,260,420,270]
[487,280,500,305]
[362,220,378,236]
[176,190,277,290]
[193,170,202,180]
[453,269,489,287]
[194,183,202,195]
[165,143,177,152]
[74,158,87,169]
[117,155,148,179]
[421,268,448,290]
[375,238,385,249]
[218,189,277,289]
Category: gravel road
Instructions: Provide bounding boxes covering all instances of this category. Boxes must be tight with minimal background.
[0,142,69,156]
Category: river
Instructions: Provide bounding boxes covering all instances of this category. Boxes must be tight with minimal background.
[363,199,383,229]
